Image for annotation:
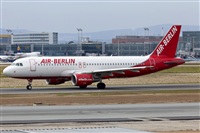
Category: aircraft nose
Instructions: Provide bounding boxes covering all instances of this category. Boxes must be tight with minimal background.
[3,67,11,77]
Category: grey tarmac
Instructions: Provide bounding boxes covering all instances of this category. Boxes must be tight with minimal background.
[1,103,199,124]
[1,84,199,94]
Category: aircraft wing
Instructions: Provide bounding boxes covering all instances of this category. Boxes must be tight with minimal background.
[61,66,154,77]
[80,66,154,76]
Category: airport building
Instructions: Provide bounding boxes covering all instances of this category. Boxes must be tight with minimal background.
[11,32,58,45]
[112,35,163,44]
[0,42,158,56]
[182,31,200,57]
[1,30,198,58]
[0,34,12,54]
[111,35,163,56]
[0,39,184,57]
[105,43,157,56]
[3,43,103,56]
[0,34,12,45]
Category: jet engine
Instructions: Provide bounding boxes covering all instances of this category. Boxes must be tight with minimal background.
[71,74,94,87]
[46,78,67,85]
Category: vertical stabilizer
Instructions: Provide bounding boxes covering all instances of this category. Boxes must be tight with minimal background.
[151,25,181,58]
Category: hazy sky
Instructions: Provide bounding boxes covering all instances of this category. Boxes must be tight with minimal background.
[1,0,199,33]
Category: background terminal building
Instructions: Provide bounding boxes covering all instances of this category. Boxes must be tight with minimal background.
[181,31,200,57]
[0,31,199,58]
[0,32,58,55]
[0,34,12,45]
[0,34,12,54]
[11,32,58,45]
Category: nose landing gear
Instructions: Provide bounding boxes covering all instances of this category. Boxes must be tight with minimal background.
[26,79,32,90]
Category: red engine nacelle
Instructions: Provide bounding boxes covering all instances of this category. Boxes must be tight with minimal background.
[71,74,93,87]
[46,78,67,85]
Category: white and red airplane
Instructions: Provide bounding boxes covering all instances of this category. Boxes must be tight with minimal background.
[3,25,185,90]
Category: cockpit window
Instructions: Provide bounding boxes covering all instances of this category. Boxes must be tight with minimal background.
[12,63,23,66]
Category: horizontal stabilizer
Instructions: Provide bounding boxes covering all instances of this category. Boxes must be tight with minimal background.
[164,60,185,65]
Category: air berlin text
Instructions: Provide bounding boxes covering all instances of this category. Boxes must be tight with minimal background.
[40,58,76,64]
[157,26,177,56]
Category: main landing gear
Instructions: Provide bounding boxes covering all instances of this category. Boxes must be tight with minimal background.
[97,82,106,89]
[26,79,32,90]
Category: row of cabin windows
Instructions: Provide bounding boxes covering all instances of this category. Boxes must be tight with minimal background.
[38,62,144,66]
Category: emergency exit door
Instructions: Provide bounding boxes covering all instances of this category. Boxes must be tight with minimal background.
[29,59,36,71]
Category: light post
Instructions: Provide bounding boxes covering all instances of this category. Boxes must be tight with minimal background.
[6,29,12,53]
[192,37,195,54]
[41,37,45,55]
[77,28,83,56]
[77,28,80,45]
[80,28,83,44]
[117,37,119,56]
[186,34,191,52]
[144,27,149,55]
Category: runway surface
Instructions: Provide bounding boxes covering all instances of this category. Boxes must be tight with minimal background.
[1,103,199,124]
[1,84,199,94]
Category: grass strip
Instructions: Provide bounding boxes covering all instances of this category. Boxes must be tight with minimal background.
[1,89,199,98]
[160,66,200,73]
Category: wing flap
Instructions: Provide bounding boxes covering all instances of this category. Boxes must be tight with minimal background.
[82,66,153,75]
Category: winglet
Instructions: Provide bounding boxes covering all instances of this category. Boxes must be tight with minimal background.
[151,25,181,58]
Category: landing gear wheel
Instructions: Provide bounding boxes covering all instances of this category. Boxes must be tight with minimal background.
[27,79,33,90]
[26,85,32,90]
[79,86,87,89]
[97,83,106,89]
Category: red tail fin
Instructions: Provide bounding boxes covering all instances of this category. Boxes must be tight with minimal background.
[151,25,181,58]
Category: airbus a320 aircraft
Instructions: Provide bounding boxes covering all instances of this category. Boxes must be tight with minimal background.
[3,25,185,90]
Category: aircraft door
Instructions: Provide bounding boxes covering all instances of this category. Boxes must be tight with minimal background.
[79,62,82,68]
[29,59,36,71]
[83,62,86,68]
[79,62,86,69]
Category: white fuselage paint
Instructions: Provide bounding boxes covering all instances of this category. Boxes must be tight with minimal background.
[5,56,150,78]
